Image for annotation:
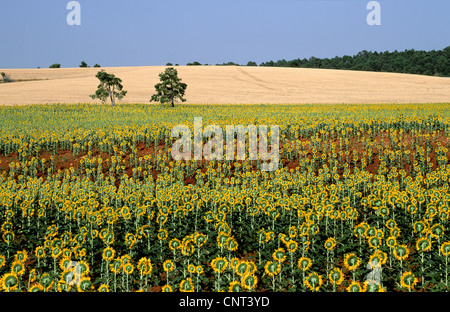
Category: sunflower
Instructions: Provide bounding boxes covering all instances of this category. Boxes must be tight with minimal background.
[2,272,19,291]
[390,227,401,238]
[161,285,173,292]
[39,272,53,290]
[298,257,312,271]
[110,259,122,274]
[400,271,418,291]
[137,257,152,276]
[235,261,250,277]
[193,232,207,247]
[123,263,134,275]
[286,240,298,253]
[2,231,14,243]
[385,219,397,230]
[368,236,382,249]
[28,283,44,292]
[305,272,323,292]
[440,241,450,256]
[343,253,361,271]
[162,260,175,272]
[413,221,427,235]
[102,247,115,262]
[180,278,194,292]
[216,232,229,248]
[196,265,204,275]
[157,229,168,241]
[264,261,281,277]
[121,206,132,220]
[98,284,110,292]
[353,222,368,238]
[225,237,239,252]
[429,224,445,239]
[125,233,136,249]
[416,237,432,252]
[77,260,90,276]
[211,257,228,274]
[272,248,287,263]
[393,244,409,261]
[59,258,72,271]
[386,236,397,248]
[62,248,72,259]
[241,273,257,291]
[362,280,385,292]
[60,269,79,288]
[346,281,363,292]
[187,264,196,275]
[324,237,337,251]
[229,280,243,292]
[77,276,94,292]
[329,268,345,286]
[14,250,28,263]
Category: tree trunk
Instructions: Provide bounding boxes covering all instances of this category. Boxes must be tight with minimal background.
[110,87,115,107]
[171,98,174,107]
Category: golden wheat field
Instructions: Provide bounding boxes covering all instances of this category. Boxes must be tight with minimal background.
[0,66,449,105]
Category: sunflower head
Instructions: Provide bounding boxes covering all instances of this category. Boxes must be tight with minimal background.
[98,284,110,292]
[416,237,432,253]
[297,257,312,272]
[102,247,115,262]
[305,272,322,292]
[162,260,175,272]
[179,278,194,292]
[241,273,257,291]
[400,271,418,290]
[346,281,363,292]
[440,241,450,256]
[324,237,337,251]
[10,261,26,276]
[14,250,28,263]
[211,257,228,274]
[264,261,281,277]
[77,277,94,292]
[393,244,409,261]
[2,273,19,291]
[363,280,385,292]
[123,263,134,275]
[28,283,44,292]
[229,280,243,292]
[344,253,361,271]
[328,268,344,285]
[272,248,287,263]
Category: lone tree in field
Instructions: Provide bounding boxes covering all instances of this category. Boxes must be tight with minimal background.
[90,70,127,106]
[150,67,187,107]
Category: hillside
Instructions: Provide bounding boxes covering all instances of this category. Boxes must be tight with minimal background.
[0,66,449,105]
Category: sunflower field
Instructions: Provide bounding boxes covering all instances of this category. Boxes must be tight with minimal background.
[0,103,450,292]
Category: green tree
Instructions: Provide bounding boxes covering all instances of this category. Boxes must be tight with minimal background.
[79,61,88,68]
[93,64,101,68]
[49,63,61,68]
[150,67,187,107]
[90,70,127,106]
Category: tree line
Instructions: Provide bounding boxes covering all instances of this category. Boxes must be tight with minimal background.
[257,47,450,77]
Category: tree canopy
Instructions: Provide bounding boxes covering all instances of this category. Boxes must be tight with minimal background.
[150,67,187,107]
[90,70,127,106]
[259,47,450,77]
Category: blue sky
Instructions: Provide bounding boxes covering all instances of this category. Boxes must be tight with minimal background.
[1,0,449,68]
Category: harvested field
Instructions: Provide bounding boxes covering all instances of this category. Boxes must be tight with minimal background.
[0,66,449,105]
